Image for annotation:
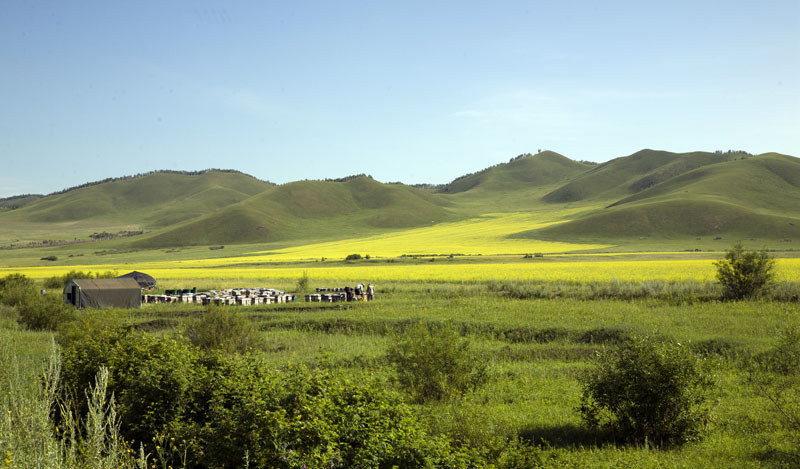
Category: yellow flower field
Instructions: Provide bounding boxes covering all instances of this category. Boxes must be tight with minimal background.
[250,212,611,261]
[4,258,800,284]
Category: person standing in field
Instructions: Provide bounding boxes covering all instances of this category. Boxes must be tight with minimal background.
[367,283,375,301]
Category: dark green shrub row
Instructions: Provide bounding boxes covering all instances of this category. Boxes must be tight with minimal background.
[488,279,721,302]
[0,273,75,330]
[260,317,632,345]
[58,325,483,468]
[42,270,118,290]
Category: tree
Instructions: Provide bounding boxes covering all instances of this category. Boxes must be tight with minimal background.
[714,244,776,300]
[578,336,714,447]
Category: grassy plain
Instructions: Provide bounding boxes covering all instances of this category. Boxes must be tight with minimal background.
[2,153,800,465]
[5,283,796,467]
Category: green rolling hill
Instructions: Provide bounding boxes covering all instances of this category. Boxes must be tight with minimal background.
[442,151,592,195]
[0,171,272,227]
[1,150,799,251]
[134,175,458,247]
[541,149,746,204]
[522,152,800,242]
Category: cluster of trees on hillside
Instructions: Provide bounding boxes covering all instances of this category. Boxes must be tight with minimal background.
[323,173,372,183]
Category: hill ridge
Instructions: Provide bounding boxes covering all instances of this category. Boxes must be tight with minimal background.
[2,149,799,248]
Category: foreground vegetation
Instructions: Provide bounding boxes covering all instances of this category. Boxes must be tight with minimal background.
[1,266,799,467]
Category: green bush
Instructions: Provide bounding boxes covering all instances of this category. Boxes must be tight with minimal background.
[345,253,362,261]
[59,329,482,468]
[295,270,311,295]
[185,306,259,353]
[0,273,36,307]
[578,336,714,447]
[60,328,205,456]
[715,243,776,300]
[749,327,800,456]
[16,293,75,331]
[200,357,476,468]
[386,322,488,402]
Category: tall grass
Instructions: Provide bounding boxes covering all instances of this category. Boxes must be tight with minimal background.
[0,334,152,468]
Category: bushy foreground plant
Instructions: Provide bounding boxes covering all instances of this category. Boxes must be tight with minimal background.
[59,325,482,468]
[715,243,776,300]
[1,338,149,468]
[16,293,76,331]
[579,336,714,447]
[387,322,488,403]
[0,273,35,307]
[0,273,74,331]
[184,305,259,353]
[750,327,800,451]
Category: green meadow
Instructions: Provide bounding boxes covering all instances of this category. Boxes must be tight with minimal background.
[2,280,799,467]
[2,150,800,467]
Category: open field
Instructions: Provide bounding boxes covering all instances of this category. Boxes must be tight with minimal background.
[3,280,799,467]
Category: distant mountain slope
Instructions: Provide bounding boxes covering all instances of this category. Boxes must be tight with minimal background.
[0,170,273,227]
[521,199,800,241]
[136,176,457,247]
[0,194,43,211]
[541,149,744,203]
[609,153,800,214]
[442,151,593,194]
[3,150,800,249]
[522,153,800,241]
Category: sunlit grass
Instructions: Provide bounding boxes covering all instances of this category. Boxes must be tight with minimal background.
[248,211,612,260]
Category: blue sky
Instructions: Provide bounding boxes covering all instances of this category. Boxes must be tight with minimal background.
[1,0,798,197]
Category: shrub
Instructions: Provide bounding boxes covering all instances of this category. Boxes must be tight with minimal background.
[386,322,488,402]
[0,273,36,307]
[715,243,776,300]
[578,336,714,447]
[345,253,362,261]
[16,293,76,331]
[60,328,205,456]
[185,306,259,353]
[295,271,311,295]
[59,330,481,468]
[40,255,58,261]
[749,327,800,452]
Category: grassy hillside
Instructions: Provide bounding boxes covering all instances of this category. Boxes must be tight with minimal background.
[0,171,274,245]
[610,153,800,214]
[0,194,43,211]
[520,199,800,242]
[11,171,271,225]
[442,151,592,194]
[520,153,800,243]
[2,150,800,251]
[541,149,743,203]
[136,176,458,247]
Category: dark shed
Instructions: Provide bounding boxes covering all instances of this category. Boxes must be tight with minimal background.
[63,278,142,309]
[117,271,157,290]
